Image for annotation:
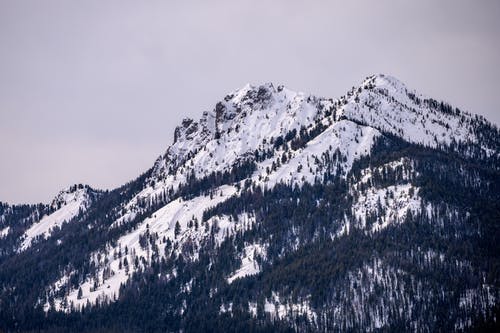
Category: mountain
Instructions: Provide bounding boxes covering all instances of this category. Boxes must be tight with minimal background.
[0,184,102,254]
[0,74,499,332]
[18,184,102,251]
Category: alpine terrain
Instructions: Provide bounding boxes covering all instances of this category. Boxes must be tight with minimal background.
[0,74,499,332]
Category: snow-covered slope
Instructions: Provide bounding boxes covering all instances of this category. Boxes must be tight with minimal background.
[40,75,499,318]
[41,79,388,308]
[151,83,334,181]
[112,83,337,229]
[339,74,495,154]
[48,184,260,311]
[119,75,496,232]
[20,185,100,251]
[227,243,266,284]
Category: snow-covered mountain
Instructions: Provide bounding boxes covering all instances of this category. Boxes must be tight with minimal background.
[0,74,498,332]
[19,184,101,251]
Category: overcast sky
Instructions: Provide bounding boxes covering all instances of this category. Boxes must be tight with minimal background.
[1,0,499,204]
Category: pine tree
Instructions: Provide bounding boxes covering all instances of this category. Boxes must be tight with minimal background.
[174,221,181,238]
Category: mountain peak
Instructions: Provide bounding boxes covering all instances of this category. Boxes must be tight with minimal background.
[221,82,281,112]
[358,74,412,101]
[152,74,498,187]
[227,82,277,103]
[363,73,406,88]
[18,184,101,251]
[50,184,98,211]
[335,74,498,152]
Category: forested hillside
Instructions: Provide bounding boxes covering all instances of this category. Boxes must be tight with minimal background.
[0,75,498,332]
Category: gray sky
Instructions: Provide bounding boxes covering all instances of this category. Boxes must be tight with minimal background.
[1,0,499,204]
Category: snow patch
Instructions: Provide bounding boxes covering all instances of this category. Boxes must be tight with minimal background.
[227,243,266,284]
[352,184,421,232]
[263,292,317,323]
[20,187,95,251]
[0,226,10,238]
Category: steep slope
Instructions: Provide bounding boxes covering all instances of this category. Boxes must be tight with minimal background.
[0,185,100,257]
[20,184,101,251]
[112,83,335,230]
[0,75,498,333]
[44,84,383,310]
[340,75,496,153]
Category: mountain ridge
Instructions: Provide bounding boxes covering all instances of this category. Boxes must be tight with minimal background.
[0,74,498,332]
[3,73,497,208]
